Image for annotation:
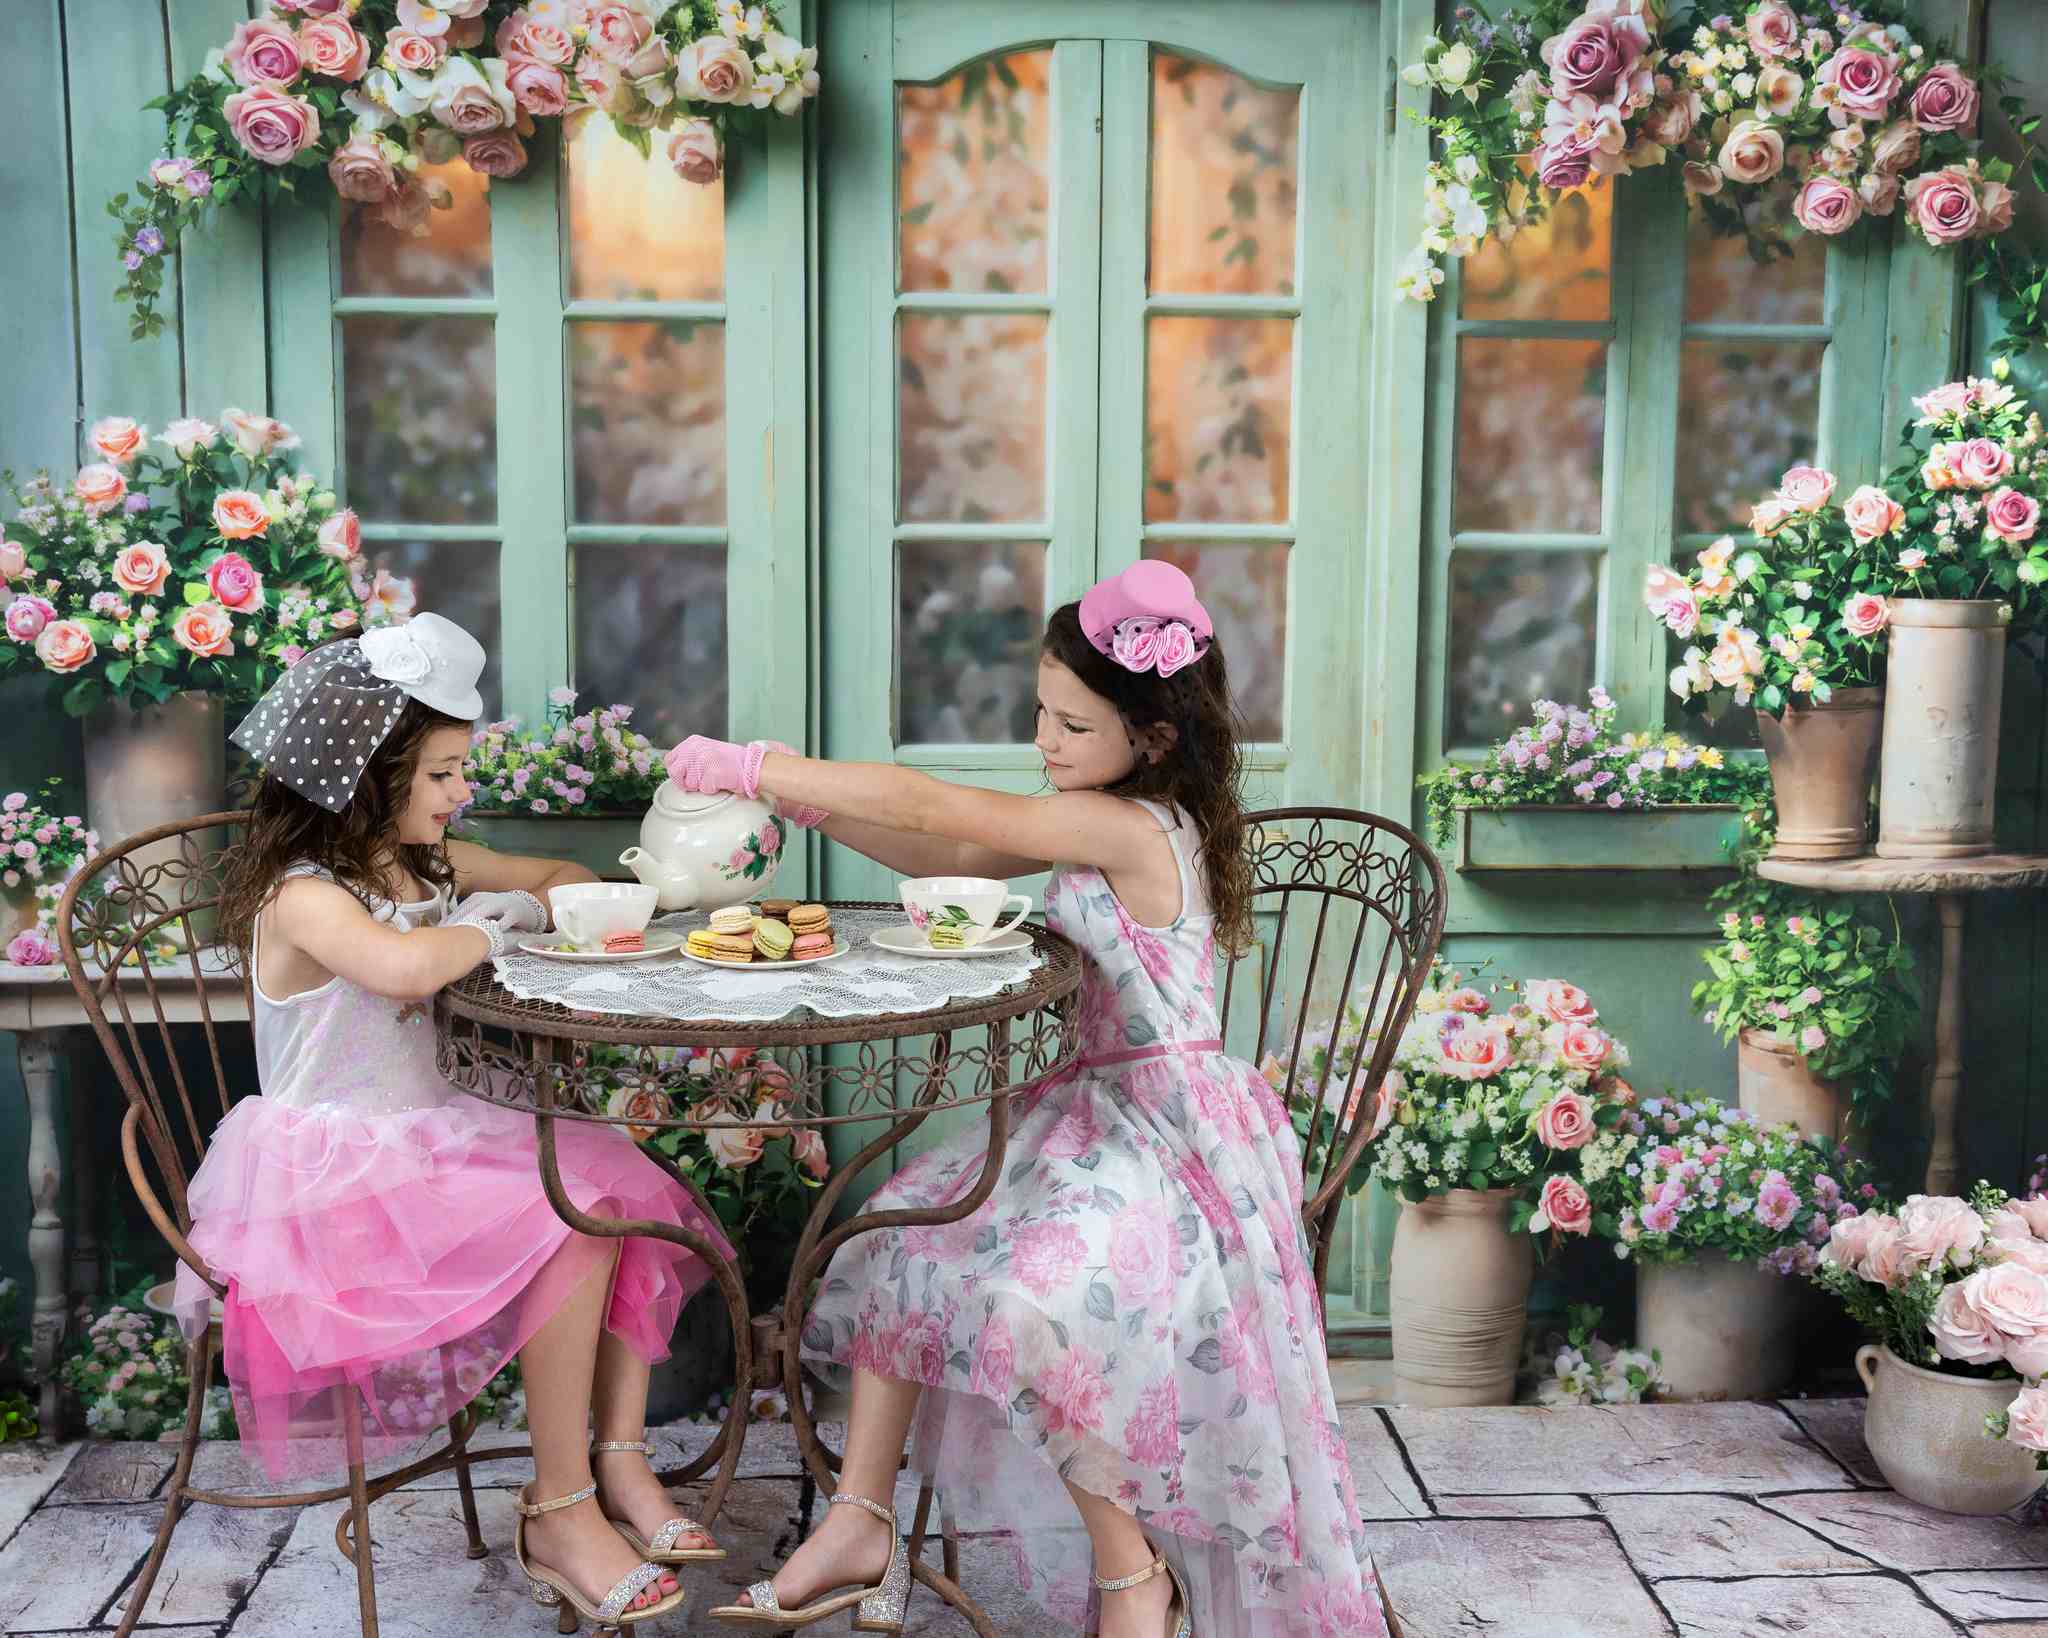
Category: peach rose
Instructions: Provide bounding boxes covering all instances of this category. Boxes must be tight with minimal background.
[73,463,127,516]
[222,408,297,461]
[1750,495,1796,535]
[1717,120,1786,186]
[1910,62,1978,134]
[677,34,755,104]
[1526,979,1598,1025]
[1839,593,1889,639]
[497,9,575,66]
[790,1125,828,1179]
[383,28,446,75]
[1858,171,1901,215]
[1905,167,1983,246]
[299,15,368,81]
[1536,1174,1593,1236]
[1436,1017,1512,1081]
[430,56,515,135]
[1552,1022,1612,1074]
[1954,438,2014,490]
[89,416,146,466]
[1792,176,1862,236]
[506,59,567,117]
[1779,465,1838,513]
[1745,1,1801,60]
[1708,625,1764,689]
[1643,93,1696,148]
[1443,987,1490,1015]
[34,620,95,675]
[113,541,172,597]
[703,1115,765,1170]
[1842,484,1905,543]
[1643,563,1689,614]
[172,602,235,659]
[1683,160,1724,196]
[212,490,270,541]
[605,1082,666,1144]
[1870,117,1922,175]
[225,82,321,166]
[462,132,529,178]
[1896,1193,1987,1273]
[224,18,303,87]
[586,0,654,64]
[1984,487,2041,546]
[206,552,265,613]
[1756,64,1805,118]
[668,118,723,184]
[317,508,362,561]
[1535,1090,1595,1150]
[1983,180,2015,236]
[0,541,24,581]
[1931,1277,2007,1366]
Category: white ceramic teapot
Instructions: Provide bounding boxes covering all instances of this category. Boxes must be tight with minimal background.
[619,785,785,913]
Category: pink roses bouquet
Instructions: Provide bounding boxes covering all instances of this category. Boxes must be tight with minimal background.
[1578,1094,1877,1270]
[112,2,818,339]
[0,783,100,964]
[1,411,379,717]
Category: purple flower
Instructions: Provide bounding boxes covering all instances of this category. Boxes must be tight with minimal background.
[124,251,143,271]
[123,493,150,515]
[134,226,164,256]
[184,170,212,198]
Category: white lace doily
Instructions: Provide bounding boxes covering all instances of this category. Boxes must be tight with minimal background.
[488,907,1046,1024]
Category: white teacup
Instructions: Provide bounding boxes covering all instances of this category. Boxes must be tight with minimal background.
[547,882,657,950]
[899,876,1031,949]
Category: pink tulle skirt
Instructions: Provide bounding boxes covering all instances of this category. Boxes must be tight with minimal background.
[174,1095,730,1481]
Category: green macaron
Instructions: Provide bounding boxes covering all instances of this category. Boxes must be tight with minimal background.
[752,915,795,961]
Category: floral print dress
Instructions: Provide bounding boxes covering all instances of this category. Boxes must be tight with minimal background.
[802,802,1392,1636]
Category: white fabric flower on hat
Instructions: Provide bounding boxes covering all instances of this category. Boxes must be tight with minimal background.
[360,624,434,686]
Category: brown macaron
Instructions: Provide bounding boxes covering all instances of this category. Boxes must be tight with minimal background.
[757,899,798,923]
[788,903,832,936]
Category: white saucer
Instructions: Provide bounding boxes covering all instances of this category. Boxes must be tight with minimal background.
[681,939,848,971]
[870,925,1032,959]
[513,929,688,963]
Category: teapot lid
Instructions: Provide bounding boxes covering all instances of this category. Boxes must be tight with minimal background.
[653,783,737,817]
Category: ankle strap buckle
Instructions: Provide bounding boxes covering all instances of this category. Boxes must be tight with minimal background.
[1095,1556,1170,1593]
[516,1481,598,1517]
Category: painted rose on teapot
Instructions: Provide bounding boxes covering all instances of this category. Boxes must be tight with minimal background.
[619,785,783,913]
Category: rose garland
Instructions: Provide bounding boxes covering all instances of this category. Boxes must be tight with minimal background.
[111,1,817,339]
[1397,2,2046,359]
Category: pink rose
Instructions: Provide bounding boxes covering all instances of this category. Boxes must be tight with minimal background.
[1537,1175,1593,1236]
[1643,93,1696,148]
[462,132,530,178]
[5,928,55,967]
[1840,593,1889,639]
[4,595,55,644]
[1541,12,1649,103]
[1984,487,2041,545]
[1111,616,1163,673]
[206,552,265,613]
[667,118,723,184]
[383,28,445,75]
[1008,1219,1088,1300]
[328,607,357,631]
[73,463,127,516]
[224,406,297,455]
[1718,120,1786,186]
[298,15,368,81]
[1910,62,1979,134]
[1526,979,1598,1025]
[1954,438,2014,490]
[1930,1278,2006,1365]
[1107,1203,1177,1305]
[1842,484,1905,543]
[1857,171,1900,216]
[1154,620,1199,678]
[327,133,396,203]
[1983,180,2015,237]
[224,82,321,166]
[280,644,306,668]
[2013,1197,2048,1239]
[676,35,755,104]
[1755,63,1805,118]
[1779,465,1838,513]
[2008,1385,2048,1454]
[1443,987,1490,1015]
[171,602,235,659]
[430,58,515,135]
[89,416,146,466]
[1708,625,1764,690]
[34,620,95,675]
[1792,176,1862,237]
[506,59,567,118]
[1538,136,1595,191]
[317,507,362,560]
[1683,160,1724,196]
[1970,1262,2048,1343]
[1437,1017,1512,1081]
[1816,45,1901,124]
[212,490,270,541]
[1535,1090,1595,1151]
[702,1115,765,1169]
[1643,563,1689,614]
[0,541,23,581]
[790,1126,827,1179]
[1824,1210,1887,1273]
[1870,118,1922,176]
[1553,1022,1612,1073]
[112,541,171,596]
[501,11,576,67]
[1897,1193,1987,1273]
[1746,2,1801,60]
[1905,168,1984,246]
[585,0,654,62]
[224,18,303,87]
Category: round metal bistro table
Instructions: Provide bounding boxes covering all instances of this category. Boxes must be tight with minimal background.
[431,905,1083,1634]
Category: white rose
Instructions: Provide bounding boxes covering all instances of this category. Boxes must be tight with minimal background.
[359,625,434,685]
[1436,42,1475,87]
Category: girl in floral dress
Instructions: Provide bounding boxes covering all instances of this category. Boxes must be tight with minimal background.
[665,563,1396,1638]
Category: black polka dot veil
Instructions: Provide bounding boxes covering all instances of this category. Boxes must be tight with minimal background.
[230,641,409,813]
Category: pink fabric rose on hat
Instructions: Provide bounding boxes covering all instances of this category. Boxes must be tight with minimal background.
[35,620,95,675]
[4,595,55,644]
[1840,593,1889,639]
[1536,1174,1593,1236]
[1909,62,1979,134]
[1841,485,1905,543]
[1154,620,1200,678]
[1792,177,1862,237]
[1535,1090,1595,1150]
[206,552,266,614]
[1110,616,1163,674]
[224,82,321,166]
[1984,487,2041,545]
[113,541,172,597]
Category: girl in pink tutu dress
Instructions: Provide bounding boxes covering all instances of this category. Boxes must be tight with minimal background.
[175,615,733,1630]
[665,564,1399,1638]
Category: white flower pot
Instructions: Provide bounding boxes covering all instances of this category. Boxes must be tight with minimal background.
[1390,1188,1532,1407]
[1636,1252,1800,1401]
[1855,1343,2043,1515]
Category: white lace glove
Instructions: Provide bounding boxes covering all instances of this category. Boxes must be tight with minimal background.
[447,890,549,934]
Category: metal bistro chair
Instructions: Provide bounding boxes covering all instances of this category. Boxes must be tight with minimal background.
[56,813,530,1638]
[1222,807,1449,1297]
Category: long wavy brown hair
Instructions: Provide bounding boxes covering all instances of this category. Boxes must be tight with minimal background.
[1041,601,1254,954]
[216,691,471,962]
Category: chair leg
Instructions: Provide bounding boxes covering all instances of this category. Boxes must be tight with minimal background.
[343,1393,381,1638]
[114,1336,213,1638]
[447,1412,489,1561]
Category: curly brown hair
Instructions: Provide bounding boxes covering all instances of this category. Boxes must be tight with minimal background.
[1041,602,1254,954]
[216,692,471,961]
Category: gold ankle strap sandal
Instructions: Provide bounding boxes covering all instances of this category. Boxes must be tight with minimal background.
[1095,1554,1194,1638]
[590,1438,727,1562]
[511,1480,685,1633]
[709,1491,911,1633]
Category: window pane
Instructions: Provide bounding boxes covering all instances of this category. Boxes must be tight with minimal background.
[1149,52,1298,297]
[358,539,502,719]
[573,545,727,745]
[339,160,492,298]
[899,50,1051,295]
[566,113,723,302]
[1460,185,1611,323]
[1684,201,1825,326]
[1454,339,1605,535]
[1145,541,1286,740]
[341,316,497,524]
[897,540,1045,744]
[1674,339,1827,536]
[1446,548,1600,748]
[1145,316,1293,524]
[569,320,726,527]
[898,312,1047,523]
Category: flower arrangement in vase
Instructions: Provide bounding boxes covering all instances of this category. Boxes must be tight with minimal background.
[459,690,665,817]
[0,783,100,965]
[0,412,383,717]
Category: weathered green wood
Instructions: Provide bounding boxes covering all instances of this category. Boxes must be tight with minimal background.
[168,0,268,417]
[455,814,642,878]
[1456,805,1742,873]
[890,0,1336,82]
[66,0,182,431]
[1051,39,1106,609]
[265,195,340,477]
[0,0,79,475]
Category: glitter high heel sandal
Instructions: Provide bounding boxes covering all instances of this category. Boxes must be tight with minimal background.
[1096,1554,1194,1638]
[708,1491,911,1632]
[512,1481,687,1634]
[590,1438,728,1562]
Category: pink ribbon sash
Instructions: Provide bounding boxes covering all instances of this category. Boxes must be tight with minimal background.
[1078,1036,1224,1072]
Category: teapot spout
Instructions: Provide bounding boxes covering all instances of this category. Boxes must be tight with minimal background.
[618,847,697,912]
[618,846,659,889]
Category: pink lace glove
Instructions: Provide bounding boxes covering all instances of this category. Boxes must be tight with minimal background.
[758,740,830,830]
[664,735,761,798]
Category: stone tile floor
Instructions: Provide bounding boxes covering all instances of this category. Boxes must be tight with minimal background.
[1,1399,2043,1637]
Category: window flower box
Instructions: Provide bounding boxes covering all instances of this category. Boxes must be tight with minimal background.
[1454,804,1744,874]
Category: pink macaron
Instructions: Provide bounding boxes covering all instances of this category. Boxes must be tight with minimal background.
[791,931,834,959]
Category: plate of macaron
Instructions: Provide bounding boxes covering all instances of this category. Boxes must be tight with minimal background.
[682,901,843,968]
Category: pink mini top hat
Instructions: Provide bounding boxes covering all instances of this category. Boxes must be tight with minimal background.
[1078,561,1213,678]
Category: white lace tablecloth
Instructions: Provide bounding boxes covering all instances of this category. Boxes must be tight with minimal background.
[488,907,1046,1024]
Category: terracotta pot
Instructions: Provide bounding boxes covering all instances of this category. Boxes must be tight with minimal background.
[1755,687,1882,861]
[1389,1188,1532,1407]
[1737,1028,1846,1143]
[1876,599,2009,859]
[83,692,227,944]
[1856,1343,2042,1515]
[1636,1252,1801,1401]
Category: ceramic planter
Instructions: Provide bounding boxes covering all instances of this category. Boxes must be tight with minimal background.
[1736,1028,1846,1143]
[1855,1343,2043,1515]
[1876,599,2009,860]
[1389,1188,1532,1407]
[1755,687,1883,862]
[1636,1252,1800,1401]
[83,691,227,942]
